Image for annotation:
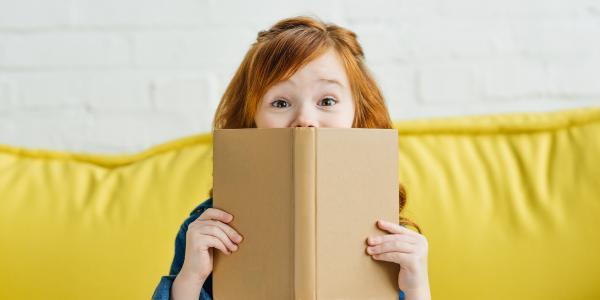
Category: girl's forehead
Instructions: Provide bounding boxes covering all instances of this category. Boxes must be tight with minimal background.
[282,49,349,86]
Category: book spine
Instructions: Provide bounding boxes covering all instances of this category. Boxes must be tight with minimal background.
[293,128,317,300]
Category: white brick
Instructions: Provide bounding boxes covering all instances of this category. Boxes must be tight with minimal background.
[70,0,211,28]
[0,0,70,29]
[0,109,93,151]
[14,72,90,108]
[0,119,17,143]
[547,58,600,97]
[509,19,600,58]
[0,0,599,153]
[479,59,554,100]
[587,0,600,15]
[150,75,212,109]
[82,111,203,153]
[349,23,410,64]
[213,69,238,105]
[389,19,515,60]
[149,74,218,131]
[0,42,4,64]
[342,0,438,22]
[0,32,130,68]
[209,0,339,27]
[86,72,152,110]
[132,29,254,71]
[417,61,481,103]
[0,80,16,111]
[437,0,592,18]
[392,100,600,121]
[480,58,600,100]
[10,71,155,110]
[368,63,417,115]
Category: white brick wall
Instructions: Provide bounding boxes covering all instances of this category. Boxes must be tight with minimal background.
[0,0,599,153]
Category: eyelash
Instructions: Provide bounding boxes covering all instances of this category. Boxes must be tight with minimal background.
[271,97,338,108]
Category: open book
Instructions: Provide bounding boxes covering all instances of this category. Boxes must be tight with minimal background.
[213,127,400,299]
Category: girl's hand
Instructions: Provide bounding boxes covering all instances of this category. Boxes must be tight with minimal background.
[179,208,244,284]
[366,219,430,296]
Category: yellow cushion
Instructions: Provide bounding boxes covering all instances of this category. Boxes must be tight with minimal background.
[0,136,214,299]
[394,107,600,299]
[0,106,598,299]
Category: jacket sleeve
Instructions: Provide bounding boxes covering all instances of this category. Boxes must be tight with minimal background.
[152,274,212,300]
[399,289,405,300]
[152,199,214,300]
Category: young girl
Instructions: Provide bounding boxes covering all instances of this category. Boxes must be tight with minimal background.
[152,15,431,300]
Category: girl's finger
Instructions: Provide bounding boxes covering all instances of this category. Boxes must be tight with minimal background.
[197,224,239,253]
[197,208,234,224]
[367,234,417,246]
[371,251,410,264]
[203,235,231,255]
[367,240,414,255]
[376,219,414,235]
[199,219,244,244]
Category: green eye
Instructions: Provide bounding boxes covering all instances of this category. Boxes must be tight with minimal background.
[271,99,289,108]
[320,97,337,106]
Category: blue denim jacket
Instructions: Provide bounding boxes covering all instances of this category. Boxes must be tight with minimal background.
[152,197,406,300]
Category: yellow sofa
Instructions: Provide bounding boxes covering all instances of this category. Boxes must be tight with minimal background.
[1,107,599,300]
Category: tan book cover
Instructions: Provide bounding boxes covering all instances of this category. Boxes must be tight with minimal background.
[213,127,400,299]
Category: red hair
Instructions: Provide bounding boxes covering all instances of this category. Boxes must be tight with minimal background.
[209,15,421,233]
